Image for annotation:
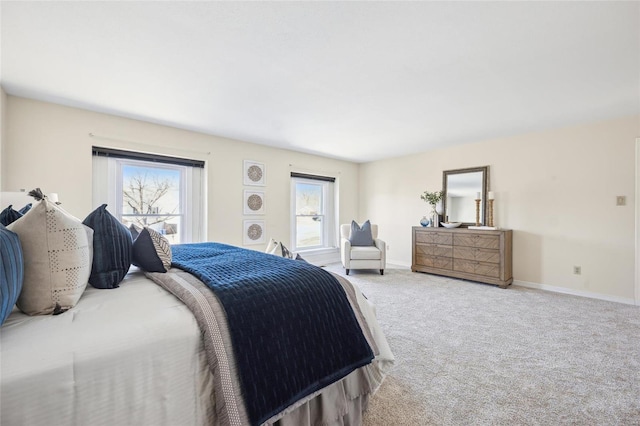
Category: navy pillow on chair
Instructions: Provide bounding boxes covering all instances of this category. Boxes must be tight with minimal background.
[132,227,172,273]
[0,224,24,325]
[0,205,23,226]
[82,204,133,289]
[349,220,374,246]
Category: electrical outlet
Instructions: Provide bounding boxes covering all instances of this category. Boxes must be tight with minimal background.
[616,196,626,206]
[386,245,390,251]
[573,266,581,275]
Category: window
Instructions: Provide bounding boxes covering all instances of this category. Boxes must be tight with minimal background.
[291,173,336,251]
[92,147,205,243]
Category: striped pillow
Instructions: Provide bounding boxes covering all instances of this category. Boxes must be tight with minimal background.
[132,227,172,273]
[0,224,24,325]
[82,204,132,289]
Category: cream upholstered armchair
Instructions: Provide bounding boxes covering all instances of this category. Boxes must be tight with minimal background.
[340,223,386,275]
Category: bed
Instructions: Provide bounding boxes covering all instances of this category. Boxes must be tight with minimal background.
[0,247,394,425]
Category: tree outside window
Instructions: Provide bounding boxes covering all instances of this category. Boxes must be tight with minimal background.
[120,163,184,243]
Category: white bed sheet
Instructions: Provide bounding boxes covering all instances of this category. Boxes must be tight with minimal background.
[0,269,214,426]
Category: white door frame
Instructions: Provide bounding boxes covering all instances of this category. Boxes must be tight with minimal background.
[635,138,640,306]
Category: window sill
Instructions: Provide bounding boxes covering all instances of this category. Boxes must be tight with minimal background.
[296,247,338,255]
[295,247,340,267]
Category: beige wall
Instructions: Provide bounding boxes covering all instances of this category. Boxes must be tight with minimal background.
[360,115,640,301]
[3,96,359,248]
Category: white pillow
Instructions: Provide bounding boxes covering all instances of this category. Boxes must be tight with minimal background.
[265,238,279,255]
[8,199,93,315]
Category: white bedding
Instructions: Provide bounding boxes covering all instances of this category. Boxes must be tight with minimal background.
[1,269,215,425]
[0,268,393,426]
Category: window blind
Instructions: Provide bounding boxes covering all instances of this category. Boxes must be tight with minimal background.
[92,146,205,168]
[290,172,335,182]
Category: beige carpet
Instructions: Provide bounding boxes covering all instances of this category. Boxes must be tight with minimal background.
[323,264,640,425]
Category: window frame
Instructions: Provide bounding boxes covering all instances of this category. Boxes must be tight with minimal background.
[116,158,186,240]
[290,175,336,252]
[92,147,205,244]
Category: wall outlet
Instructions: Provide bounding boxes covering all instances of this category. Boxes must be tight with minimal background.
[573,266,581,275]
[616,196,626,206]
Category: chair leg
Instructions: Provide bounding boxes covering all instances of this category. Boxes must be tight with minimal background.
[346,269,350,275]
[380,269,384,275]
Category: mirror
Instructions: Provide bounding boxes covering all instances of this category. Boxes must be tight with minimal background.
[442,166,489,227]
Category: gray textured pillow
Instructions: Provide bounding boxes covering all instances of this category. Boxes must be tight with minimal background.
[349,220,374,246]
[7,199,93,315]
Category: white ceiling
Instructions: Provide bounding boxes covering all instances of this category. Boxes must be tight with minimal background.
[1,1,638,163]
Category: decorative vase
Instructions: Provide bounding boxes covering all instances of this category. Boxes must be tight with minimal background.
[435,200,444,215]
[431,206,439,228]
[420,216,429,227]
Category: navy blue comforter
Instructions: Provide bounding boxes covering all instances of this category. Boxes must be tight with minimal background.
[171,243,374,425]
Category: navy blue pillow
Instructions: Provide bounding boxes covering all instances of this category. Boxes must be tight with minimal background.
[349,220,374,246]
[0,224,24,325]
[82,204,133,289]
[0,205,23,226]
[18,203,32,215]
[129,224,141,241]
[132,227,172,273]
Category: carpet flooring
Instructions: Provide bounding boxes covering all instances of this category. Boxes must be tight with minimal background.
[323,264,640,425]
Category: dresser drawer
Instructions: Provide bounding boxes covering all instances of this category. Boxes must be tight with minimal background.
[416,255,453,270]
[415,231,453,245]
[453,247,500,264]
[453,259,500,278]
[416,243,453,258]
[454,233,500,249]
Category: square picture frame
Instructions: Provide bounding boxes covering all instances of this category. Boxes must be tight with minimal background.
[243,219,266,245]
[243,189,265,215]
[243,160,266,186]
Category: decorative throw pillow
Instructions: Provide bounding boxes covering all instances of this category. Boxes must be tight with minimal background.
[280,243,294,259]
[0,224,24,325]
[132,227,172,273]
[82,204,133,289]
[18,203,32,215]
[265,239,295,259]
[349,220,374,246]
[0,205,23,226]
[7,199,93,315]
[129,223,141,241]
[265,238,279,254]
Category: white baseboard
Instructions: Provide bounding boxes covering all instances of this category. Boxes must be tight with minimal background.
[387,258,411,268]
[513,279,637,306]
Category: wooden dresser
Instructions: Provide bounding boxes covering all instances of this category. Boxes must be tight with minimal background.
[411,227,513,288]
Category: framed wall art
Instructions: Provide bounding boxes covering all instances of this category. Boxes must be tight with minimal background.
[243,160,266,186]
[244,190,265,215]
[243,220,266,245]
